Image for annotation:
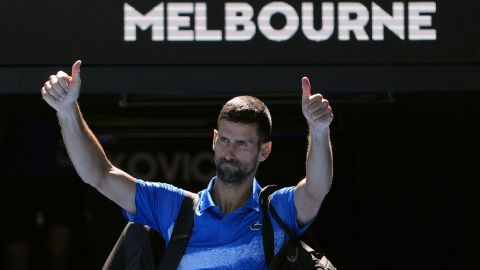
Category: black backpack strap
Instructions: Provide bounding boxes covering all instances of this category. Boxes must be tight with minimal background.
[268,200,296,239]
[259,185,280,266]
[157,190,199,270]
[260,184,326,266]
[268,197,326,256]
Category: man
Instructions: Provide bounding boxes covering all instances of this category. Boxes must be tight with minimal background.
[41,60,333,268]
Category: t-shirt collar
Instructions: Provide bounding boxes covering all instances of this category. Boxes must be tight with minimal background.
[199,176,262,213]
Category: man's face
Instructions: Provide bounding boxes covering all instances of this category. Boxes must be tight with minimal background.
[213,120,270,185]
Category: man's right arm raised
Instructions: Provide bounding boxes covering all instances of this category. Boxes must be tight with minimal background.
[41,60,137,213]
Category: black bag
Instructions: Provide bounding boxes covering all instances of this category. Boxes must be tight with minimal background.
[260,185,336,270]
[103,190,199,270]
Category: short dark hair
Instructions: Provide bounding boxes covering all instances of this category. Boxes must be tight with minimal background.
[217,96,272,144]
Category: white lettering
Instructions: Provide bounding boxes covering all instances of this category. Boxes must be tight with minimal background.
[372,2,405,40]
[123,1,438,42]
[258,2,299,42]
[225,3,256,41]
[338,2,369,41]
[195,3,222,41]
[124,3,164,41]
[302,2,334,41]
[408,2,436,40]
[167,3,194,41]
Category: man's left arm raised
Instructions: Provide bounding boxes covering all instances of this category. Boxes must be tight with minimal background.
[294,76,334,226]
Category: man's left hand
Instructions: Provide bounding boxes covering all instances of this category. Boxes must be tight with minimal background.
[301,76,333,134]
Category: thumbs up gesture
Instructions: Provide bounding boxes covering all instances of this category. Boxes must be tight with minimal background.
[301,77,333,134]
[41,60,82,113]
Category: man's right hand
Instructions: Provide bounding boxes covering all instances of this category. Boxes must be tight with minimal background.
[41,60,82,113]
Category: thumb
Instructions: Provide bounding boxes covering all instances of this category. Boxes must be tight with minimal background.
[301,76,311,101]
[71,60,82,84]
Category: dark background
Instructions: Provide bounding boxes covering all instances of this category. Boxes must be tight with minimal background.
[1,0,479,269]
[1,0,480,65]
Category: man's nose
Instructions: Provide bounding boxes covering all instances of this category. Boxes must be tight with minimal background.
[224,144,237,161]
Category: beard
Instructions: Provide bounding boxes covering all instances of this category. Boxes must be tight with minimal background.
[215,157,258,185]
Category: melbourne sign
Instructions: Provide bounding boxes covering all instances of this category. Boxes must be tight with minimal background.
[124,1,437,42]
[3,0,480,65]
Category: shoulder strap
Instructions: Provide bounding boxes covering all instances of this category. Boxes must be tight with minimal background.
[268,200,296,239]
[259,185,295,238]
[157,190,199,270]
[260,185,325,265]
[259,185,279,265]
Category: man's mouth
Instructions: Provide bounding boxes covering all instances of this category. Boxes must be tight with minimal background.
[219,159,238,167]
[220,162,236,168]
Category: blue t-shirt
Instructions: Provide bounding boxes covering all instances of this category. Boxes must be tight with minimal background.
[124,177,313,269]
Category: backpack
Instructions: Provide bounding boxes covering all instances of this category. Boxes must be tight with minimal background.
[102,190,199,270]
[259,185,337,270]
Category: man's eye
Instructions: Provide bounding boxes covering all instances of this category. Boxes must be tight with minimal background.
[220,137,229,143]
[237,142,247,147]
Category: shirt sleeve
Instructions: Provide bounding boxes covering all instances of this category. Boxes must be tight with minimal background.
[123,179,185,241]
[269,186,315,237]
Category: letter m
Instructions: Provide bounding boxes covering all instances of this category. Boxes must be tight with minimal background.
[124,3,164,41]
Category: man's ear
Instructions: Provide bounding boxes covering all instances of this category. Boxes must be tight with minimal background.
[212,129,219,151]
[259,141,272,162]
